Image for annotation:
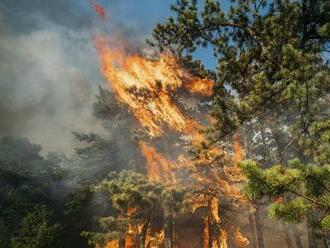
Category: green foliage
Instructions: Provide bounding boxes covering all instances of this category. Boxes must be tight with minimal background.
[320,194,330,210]
[150,0,330,237]
[0,137,65,182]
[267,198,310,222]
[241,159,330,230]
[82,170,186,246]
[320,214,330,231]
[10,205,61,248]
[93,86,129,120]
[296,163,330,197]
[0,137,68,247]
[94,170,164,214]
[0,1,329,246]
[72,87,145,184]
[72,131,132,183]
[149,0,329,143]
[64,186,93,218]
[162,186,186,213]
[241,160,302,200]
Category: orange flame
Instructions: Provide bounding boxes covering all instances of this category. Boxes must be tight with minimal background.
[93,34,215,182]
[220,229,228,248]
[104,240,118,248]
[93,35,212,137]
[232,133,245,166]
[234,228,249,247]
[139,142,175,182]
[93,30,250,246]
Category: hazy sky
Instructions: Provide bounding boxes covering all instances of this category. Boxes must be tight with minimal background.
[0,0,218,153]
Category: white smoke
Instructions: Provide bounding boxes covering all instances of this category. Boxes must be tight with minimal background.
[0,17,105,153]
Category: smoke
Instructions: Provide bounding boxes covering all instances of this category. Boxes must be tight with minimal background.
[0,1,104,153]
[0,0,92,33]
[0,0,175,154]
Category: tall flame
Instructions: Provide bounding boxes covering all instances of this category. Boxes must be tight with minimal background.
[93,26,249,247]
[93,34,215,182]
[93,35,212,137]
[139,142,175,182]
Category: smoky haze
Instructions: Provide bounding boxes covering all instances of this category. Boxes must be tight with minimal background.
[0,0,173,153]
[0,0,107,153]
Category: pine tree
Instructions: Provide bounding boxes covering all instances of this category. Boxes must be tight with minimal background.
[241,160,330,230]
[81,170,186,247]
[10,205,61,248]
[149,0,330,246]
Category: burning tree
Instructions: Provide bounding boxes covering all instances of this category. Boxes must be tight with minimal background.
[82,0,330,246]
[81,170,185,248]
[148,0,330,247]
[90,29,251,247]
[183,132,249,248]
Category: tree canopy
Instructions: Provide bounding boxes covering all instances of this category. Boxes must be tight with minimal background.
[148,0,330,245]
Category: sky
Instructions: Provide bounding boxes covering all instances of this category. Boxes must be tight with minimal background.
[0,0,218,153]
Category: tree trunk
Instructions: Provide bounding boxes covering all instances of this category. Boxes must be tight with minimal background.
[307,215,317,248]
[209,197,221,248]
[292,224,303,248]
[269,124,305,248]
[208,197,228,248]
[119,236,126,248]
[139,219,150,248]
[203,215,211,248]
[254,204,265,248]
[282,223,293,248]
[323,235,329,248]
[210,222,223,248]
[260,122,269,166]
[165,211,175,248]
[249,212,259,248]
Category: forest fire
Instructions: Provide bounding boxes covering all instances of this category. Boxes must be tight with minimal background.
[0,0,326,247]
[93,35,212,137]
[93,14,248,246]
[92,35,217,179]
[139,142,175,182]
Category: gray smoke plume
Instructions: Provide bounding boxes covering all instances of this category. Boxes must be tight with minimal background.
[0,0,174,153]
[0,0,104,153]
